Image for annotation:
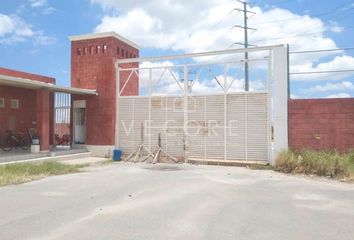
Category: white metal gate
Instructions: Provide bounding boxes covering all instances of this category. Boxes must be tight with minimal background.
[116,45,289,163]
[118,93,269,162]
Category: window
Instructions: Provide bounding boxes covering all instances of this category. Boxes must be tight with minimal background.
[90,46,94,54]
[11,99,19,109]
[0,98,4,108]
[83,47,87,55]
[76,48,81,55]
[129,53,132,58]
[125,52,128,58]
[117,47,120,55]
[96,45,101,54]
[103,45,107,53]
[121,49,124,56]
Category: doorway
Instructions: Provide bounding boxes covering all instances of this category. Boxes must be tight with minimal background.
[73,100,86,144]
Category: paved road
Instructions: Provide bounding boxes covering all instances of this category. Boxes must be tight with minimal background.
[1,162,354,240]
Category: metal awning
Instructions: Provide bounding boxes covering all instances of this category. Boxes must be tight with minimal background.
[0,74,97,95]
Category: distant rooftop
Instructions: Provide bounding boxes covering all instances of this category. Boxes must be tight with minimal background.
[68,32,139,49]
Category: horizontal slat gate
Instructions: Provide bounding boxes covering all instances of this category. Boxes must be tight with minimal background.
[118,92,269,162]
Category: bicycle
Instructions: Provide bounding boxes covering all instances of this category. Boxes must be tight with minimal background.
[1,130,29,152]
[55,133,71,146]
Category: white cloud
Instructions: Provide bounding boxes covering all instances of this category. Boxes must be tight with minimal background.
[29,0,47,8]
[92,1,352,81]
[0,13,55,45]
[28,0,56,15]
[92,0,339,53]
[33,31,56,45]
[42,7,56,15]
[0,14,34,43]
[304,81,354,93]
[326,93,351,98]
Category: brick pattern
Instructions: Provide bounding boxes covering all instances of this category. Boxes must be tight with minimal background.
[36,89,50,151]
[0,67,55,84]
[288,98,354,152]
[71,36,139,145]
[0,86,36,144]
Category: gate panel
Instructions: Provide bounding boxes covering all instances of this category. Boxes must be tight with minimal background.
[118,92,269,162]
[187,95,206,159]
[115,46,291,163]
[205,95,225,160]
[226,93,247,161]
[165,97,184,158]
[246,93,269,161]
[119,97,134,154]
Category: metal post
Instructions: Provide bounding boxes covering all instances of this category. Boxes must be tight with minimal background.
[148,68,152,152]
[183,65,189,163]
[267,54,272,163]
[115,63,120,148]
[224,64,228,163]
[243,1,249,91]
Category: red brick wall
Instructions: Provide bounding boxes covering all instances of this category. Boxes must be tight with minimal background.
[0,86,37,144]
[36,89,50,151]
[49,93,54,145]
[288,98,354,152]
[0,67,55,84]
[71,36,139,145]
[0,67,55,148]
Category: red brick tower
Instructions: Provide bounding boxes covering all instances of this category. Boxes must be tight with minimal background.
[69,32,139,148]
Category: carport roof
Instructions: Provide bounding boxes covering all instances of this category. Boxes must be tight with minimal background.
[0,74,98,95]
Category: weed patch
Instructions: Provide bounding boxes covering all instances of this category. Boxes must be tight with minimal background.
[0,161,86,186]
[275,149,354,180]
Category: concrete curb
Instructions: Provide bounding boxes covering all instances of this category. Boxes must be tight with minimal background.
[0,152,92,165]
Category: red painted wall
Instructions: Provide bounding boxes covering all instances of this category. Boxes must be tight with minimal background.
[71,36,139,145]
[288,98,354,152]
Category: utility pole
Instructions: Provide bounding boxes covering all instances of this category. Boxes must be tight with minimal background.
[243,1,249,91]
[234,0,256,91]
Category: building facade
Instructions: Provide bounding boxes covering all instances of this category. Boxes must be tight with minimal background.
[69,32,139,155]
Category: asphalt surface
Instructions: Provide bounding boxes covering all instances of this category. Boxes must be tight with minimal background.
[1,162,354,240]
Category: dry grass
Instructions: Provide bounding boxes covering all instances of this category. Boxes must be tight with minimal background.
[275,149,354,180]
[0,161,86,186]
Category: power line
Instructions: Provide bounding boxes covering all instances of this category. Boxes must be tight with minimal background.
[249,25,354,46]
[251,0,354,26]
[290,69,354,75]
[248,2,354,46]
[290,47,354,54]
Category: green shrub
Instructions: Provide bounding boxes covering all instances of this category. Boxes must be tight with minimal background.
[274,150,298,173]
[275,149,351,179]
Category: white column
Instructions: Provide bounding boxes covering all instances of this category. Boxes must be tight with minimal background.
[115,63,120,148]
[272,45,289,164]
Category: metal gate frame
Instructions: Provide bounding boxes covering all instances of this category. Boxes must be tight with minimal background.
[54,92,71,147]
[115,45,289,164]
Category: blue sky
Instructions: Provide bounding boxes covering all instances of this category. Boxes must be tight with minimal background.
[0,0,354,98]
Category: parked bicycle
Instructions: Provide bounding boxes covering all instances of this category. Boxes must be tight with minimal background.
[55,133,71,146]
[1,130,29,151]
